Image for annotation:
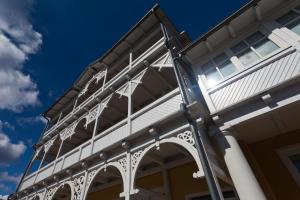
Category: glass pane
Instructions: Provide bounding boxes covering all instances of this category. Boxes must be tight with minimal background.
[202,61,215,72]
[289,154,300,172]
[288,18,300,35]
[277,11,299,25]
[254,38,279,57]
[231,41,248,54]
[213,53,228,64]
[245,32,265,45]
[219,61,237,77]
[237,48,260,66]
[204,68,222,87]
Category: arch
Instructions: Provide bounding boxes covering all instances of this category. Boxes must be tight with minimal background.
[130,136,204,191]
[83,161,126,200]
[50,181,74,200]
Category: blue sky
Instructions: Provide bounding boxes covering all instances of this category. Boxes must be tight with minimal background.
[0,0,247,197]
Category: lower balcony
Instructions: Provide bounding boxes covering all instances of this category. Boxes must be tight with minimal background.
[19,89,182,191]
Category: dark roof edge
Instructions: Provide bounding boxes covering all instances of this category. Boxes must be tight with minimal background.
[180,0,260,55]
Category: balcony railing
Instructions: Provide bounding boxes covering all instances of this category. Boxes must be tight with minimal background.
[19,88,182,191]
[42,37,166,139]
[206,46,300,113]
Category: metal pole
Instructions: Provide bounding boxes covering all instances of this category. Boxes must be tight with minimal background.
[160,23,224,200]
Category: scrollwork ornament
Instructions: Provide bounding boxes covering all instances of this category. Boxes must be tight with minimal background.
[177,130,195,146]
[72,175,85,200]
[86,170,97,189]
[131,150,143,170]
[45,186,58,200]
[118,157,127,172]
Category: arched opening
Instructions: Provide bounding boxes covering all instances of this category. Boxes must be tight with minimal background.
[41,137,61,168]
[52,184,72,200]
[132,141,235,200]
[59,118,94,157]
[86,165,124,200]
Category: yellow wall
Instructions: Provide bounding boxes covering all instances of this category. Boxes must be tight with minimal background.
[168,162,209,200]
[135,172,164,189]
[243,129,300,200]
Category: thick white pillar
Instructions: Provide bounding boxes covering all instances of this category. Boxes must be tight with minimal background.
[216,131,266,200]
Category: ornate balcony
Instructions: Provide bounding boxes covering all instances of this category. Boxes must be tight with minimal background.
[19,88,182,191]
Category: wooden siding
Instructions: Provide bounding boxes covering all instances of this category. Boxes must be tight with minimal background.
[208,48,300,112]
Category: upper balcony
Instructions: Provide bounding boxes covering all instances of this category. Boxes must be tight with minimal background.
[41,37,166,140]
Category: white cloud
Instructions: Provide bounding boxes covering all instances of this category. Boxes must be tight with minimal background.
[0,172,22,185]
[0,0,42,112]
[0,120,15,131]
[0,133,27,164]
[17,115,47,126]
[0,194,8,200]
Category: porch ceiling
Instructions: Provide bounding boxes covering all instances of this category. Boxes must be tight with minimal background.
[234,100,300,143]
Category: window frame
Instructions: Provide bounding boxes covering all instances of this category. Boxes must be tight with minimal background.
[200,28,284,89]
[275,5,300,41]
[277,143,300,187]
[202,52,238,87]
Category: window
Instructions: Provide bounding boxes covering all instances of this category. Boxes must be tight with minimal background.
[277,5,300,35]
[231,31,279,66]
[202,53,237,87]
[278,144,300,186]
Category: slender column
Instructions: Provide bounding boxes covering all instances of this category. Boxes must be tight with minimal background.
[216,131,266,200]
[125,150,131,200]
[80,163,88,200]
[125,80,132,200]
[128,80,132,136]
[91,104,101,154]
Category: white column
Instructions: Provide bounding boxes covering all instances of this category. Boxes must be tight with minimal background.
[216,131,266,200]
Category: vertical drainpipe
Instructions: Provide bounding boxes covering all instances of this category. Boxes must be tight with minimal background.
[157,16,224,200]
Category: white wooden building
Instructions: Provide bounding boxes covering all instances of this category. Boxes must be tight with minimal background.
[10,0,300,200]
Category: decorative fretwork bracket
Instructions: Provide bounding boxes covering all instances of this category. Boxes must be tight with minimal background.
[78,69,107,97]
[72,175,85,200]
[43,135,58,153]
[150,53,173,71]
[116,68,147,98]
